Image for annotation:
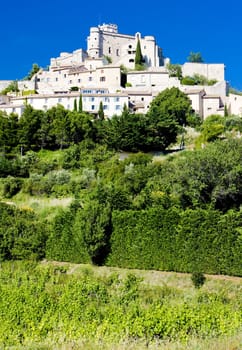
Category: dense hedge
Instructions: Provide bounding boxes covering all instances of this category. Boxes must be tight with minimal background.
[2,201,241,276]
[107,207,242,276]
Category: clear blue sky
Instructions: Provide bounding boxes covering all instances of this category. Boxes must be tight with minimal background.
[1,0,242,90]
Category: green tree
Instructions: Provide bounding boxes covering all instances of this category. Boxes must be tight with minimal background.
[74,99,77,111]
[166,63,182,80]
[187,52,204,63]
[76,200,112,265]
[98,101,105,120]
[0,203,47,261]
[224,104,229,117]
[148,87,192,126]
[79,94,83,112]
[225,115,242,132]
[1,81,19,95]
[199,114,225,143]
[18,105,43,151]
[51,105,71,149]
[26,63,40,80]
[68,111,94,143]
[0,112,19,153]
[135,38,145,70]
[101,112,147,152]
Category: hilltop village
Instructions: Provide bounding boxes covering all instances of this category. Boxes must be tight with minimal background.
[0,23,242,118]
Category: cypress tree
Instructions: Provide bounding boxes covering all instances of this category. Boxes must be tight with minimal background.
[135,38,144,70]
[79,94,83,113]
[73,99,77,111]
[98,101,105,120]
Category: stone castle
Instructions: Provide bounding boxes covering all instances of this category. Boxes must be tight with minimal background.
[0,23,242,118]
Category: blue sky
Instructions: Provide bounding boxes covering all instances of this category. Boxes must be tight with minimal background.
[1,0,242,90]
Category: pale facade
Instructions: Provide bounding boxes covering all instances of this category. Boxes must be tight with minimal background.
[202,95,225,119]
[127,90,154,114]
[184,90,205,118]
[227,93,242,116]
[87,23,168,69]
[35,63,121,94]
[182,63,225,82]
[0,90,129,119]
[50,49,87,67]
[127,68,180,91]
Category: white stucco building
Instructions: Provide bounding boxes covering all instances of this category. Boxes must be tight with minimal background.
[0,89,129,119]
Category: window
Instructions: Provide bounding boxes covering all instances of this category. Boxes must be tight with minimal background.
[129,59,134,63]
[108,47,111,54]
[64,74,67,78]
[78,79,81,83]
[58,98,62,103]
[115,105,121,110]
[69,80,72,84]
[91,105,95,110]
[141,97,144,101]
[88,77,92,81]
[89,97,95,102]
[116,49,119,56]
[104,97,109,102]
[100,77,106,82]
[83,89,92,94]
[115,97,120,102]
[56,78,58,82]
[103,105,108,110]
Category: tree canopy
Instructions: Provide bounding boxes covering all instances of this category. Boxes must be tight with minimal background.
[148,87,192,126]
[187,52,204,63]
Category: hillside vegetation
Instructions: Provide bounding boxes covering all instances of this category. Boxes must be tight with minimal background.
[0,137,241,275]
[0,89,242,348]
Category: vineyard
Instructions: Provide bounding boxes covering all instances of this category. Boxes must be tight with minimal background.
[0,261,241,349]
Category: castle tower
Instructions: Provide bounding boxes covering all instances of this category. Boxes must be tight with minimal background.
[87,26,101,59]
[87,24,118,59]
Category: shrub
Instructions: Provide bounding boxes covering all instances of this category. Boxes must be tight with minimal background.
[191,272,206,289]
[3,176,22,198]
